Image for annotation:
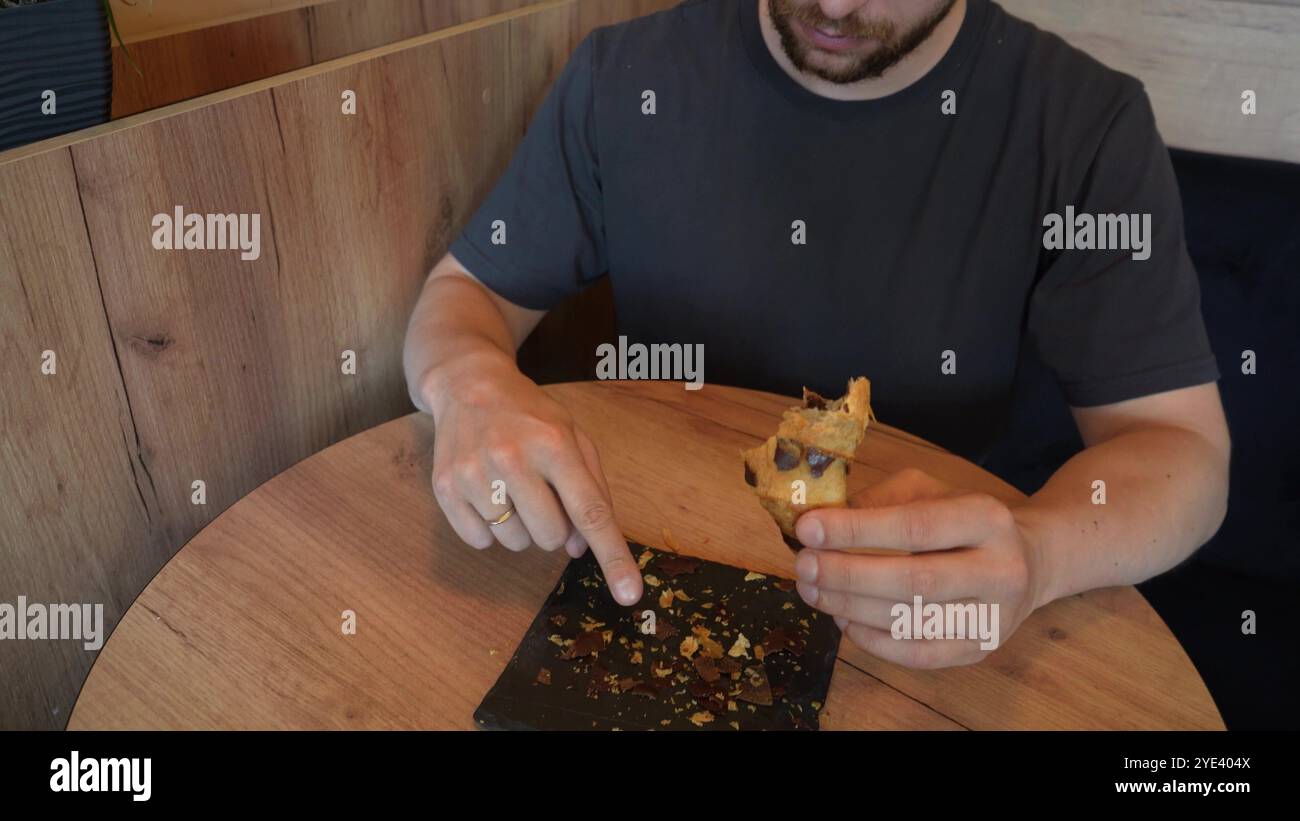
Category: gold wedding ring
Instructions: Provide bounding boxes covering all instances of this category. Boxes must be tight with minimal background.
[485,506,515,527]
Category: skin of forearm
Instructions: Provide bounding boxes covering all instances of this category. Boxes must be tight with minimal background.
[403,273,519,415]
[1011,425,1230,610]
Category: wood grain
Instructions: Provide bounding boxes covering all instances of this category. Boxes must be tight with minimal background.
[0,0,677,730]
[999,0,1300,163]
[69,382,1220,729]
[0,149,161,729]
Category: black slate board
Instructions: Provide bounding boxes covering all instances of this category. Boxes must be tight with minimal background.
[474,543,841,730]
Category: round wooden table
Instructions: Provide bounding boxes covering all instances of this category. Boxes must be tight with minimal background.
[70,381,1223,729]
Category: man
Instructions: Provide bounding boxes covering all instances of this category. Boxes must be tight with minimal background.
[403,0,1230,668]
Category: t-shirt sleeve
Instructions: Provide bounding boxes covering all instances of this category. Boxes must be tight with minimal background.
[448,33,607,311]
[1027,87,1220,408]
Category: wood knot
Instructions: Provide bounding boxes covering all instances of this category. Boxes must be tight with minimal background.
[127,334,175,354]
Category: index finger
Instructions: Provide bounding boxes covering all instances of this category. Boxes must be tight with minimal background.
[803,549,970,600]
[802,494,1001,553]
[541,450,643,606]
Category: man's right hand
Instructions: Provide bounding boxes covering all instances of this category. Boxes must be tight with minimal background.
[420,353,643,606]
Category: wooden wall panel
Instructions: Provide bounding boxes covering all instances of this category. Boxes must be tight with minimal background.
[0,150,164,728]
[0,0,677,730]
[110,0,682,118]
[110,12,314,119]
[80,15,532,594]
[72,94,319,544]
[999,0,1300,163]
[108,0,555,45]
[422,0,540,31]
[110,0,556,118]
[110,0,334,44]
[304,0,430,62]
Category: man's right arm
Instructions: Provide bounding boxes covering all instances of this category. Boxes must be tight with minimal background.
[402,252,644,605]
[403,251,545,414]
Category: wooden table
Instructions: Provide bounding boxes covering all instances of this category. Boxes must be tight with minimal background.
[70,381,1224,729]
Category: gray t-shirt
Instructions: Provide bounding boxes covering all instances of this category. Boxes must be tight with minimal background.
[450,0,1219,461]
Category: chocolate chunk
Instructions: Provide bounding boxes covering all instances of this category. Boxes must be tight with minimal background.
[694,655,721,683]
[688,679,728,713]
[715,657,742,676]
[781,533,804,553]
[629,680,662,699]
[688,679,713,698]
[654,618,679,642]
[743,463,757,487]
[773,438,802,471]
[737,665,773,706]
[762,627,806,657]
[586,661,613,698]
[805,447,835,478]
[562,630,608,659]
[699,636,725,659]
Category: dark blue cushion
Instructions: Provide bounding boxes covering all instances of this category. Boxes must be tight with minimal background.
[1173,149,1300,582]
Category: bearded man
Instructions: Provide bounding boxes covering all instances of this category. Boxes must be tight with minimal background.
[403,0,1229,668]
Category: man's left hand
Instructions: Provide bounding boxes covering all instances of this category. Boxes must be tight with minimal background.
[793,467,1048,669]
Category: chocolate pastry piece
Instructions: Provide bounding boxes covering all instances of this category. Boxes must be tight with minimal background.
[741,378,873,551]
[474,544,840,731]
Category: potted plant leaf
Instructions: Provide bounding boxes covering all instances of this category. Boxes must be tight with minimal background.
[0,0,135,152]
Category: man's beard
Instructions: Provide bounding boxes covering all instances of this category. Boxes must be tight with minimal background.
[769,0,958,84]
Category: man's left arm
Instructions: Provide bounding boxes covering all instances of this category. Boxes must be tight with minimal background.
[1016,382,1229,607]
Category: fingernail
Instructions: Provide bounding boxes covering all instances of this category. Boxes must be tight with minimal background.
[614,577,642,606]
[797,517,824,548]
[795,580,819,606]
[795,550,818,584]
[833,616,848,630]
